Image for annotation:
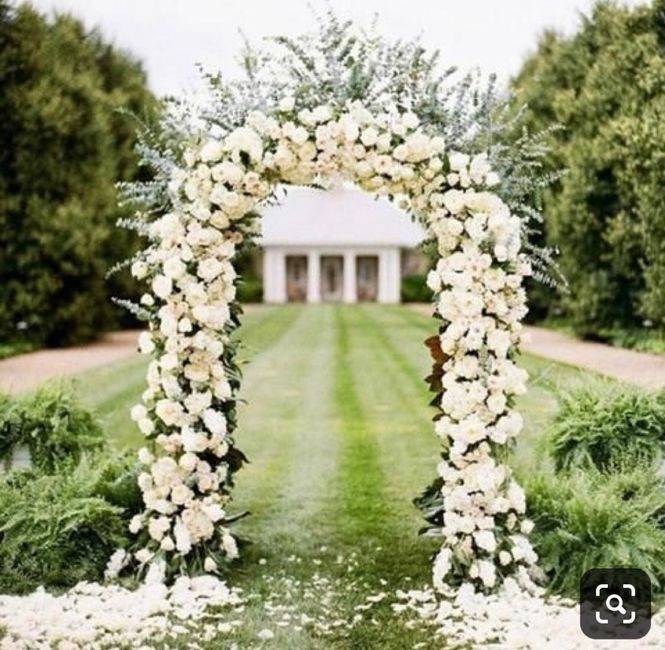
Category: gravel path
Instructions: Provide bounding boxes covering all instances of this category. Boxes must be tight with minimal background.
[409,304,665,390]
[521,326,665,390]
[0,330,141,394]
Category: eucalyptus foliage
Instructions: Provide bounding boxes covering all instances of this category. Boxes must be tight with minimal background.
[119,9,558,286]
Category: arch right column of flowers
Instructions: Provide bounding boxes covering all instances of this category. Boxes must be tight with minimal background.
[421,173,537,592]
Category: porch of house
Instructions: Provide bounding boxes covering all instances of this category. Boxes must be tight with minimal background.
[262,247,402,304]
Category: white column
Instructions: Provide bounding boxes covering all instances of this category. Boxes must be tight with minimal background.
[264,249,287,303]
[263,249,284,303]
[343,251,357,303]
[377,250,389,303]
[386,249,401,303]
[307,250,321,303]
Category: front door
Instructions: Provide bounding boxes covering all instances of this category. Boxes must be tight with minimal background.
[356,255,379,302]
[286,255,308,302]
[320,256,344,302]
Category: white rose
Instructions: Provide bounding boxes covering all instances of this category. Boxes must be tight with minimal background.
[499,550,512,566]
[138,331,155,354]
[210,210,230,229]
[312,105,333,123]
[155,399,185,427]
[485,171,500,187]
[203,502,225,522]
[487,392,507,415]
[448,151,470,172]
[129,515,143,534]
[213,379,232,400]
[174,519,192,555]
[184,390,212,416]
[160,352,179,371]
[171,483,193,505]
[131,260,148,279]
[442,189,466,215]
[200,139,224,162]
[473,530,497,553]
[152,275,173,299]
[477,559,496,588]
[148,516,171,541]
[203,409,227,436]
[204,557,217,572]
[426,270,442,293]
[507,482,526,513]
[198,258,224,281]
[360,126,378,146]
[163,257,186,280]
[224,126,263,163]
[138,417,155,435]
[222,533,239,559]
[131,404,148,422]
[179,453,198,472]
[181,426,209,453]
[138,447,153,465]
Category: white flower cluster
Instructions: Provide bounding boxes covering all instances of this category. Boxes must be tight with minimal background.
[424,156,536,591]
[126,97,532,591]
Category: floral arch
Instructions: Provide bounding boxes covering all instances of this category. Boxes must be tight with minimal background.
[120,16,544,595]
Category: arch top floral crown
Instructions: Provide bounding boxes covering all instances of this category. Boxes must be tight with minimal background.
[114,12,554,594]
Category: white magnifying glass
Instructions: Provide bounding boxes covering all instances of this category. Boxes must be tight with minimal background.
[606,594,627,615]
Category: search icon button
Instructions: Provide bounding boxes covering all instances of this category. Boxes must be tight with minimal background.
[581,568,651,640]
[605,594,626,615]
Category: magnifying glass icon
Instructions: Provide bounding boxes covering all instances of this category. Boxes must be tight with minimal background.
[606,594,627,615]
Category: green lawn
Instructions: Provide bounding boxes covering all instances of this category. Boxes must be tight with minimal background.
[70,305,597,648]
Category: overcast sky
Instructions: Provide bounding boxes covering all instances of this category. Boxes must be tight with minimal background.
[30,0,648,96]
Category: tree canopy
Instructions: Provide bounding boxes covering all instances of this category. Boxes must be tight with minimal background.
[512,0,665,337]
[0,1,156,345]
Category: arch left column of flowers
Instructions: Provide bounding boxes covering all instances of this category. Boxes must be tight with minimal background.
[124,98,536,592]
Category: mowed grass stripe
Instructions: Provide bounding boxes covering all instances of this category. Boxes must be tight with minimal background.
[330,307,436,648]
[235,306,340,558]
[337,307,438,561]
[332,306,393,541]
[74,304,300,449]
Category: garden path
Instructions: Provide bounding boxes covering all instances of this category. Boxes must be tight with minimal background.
[2,305,664,395]
[0,330,141,394]
[411,304,665,390]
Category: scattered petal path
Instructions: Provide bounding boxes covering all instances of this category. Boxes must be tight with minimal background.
[396,580,665,649]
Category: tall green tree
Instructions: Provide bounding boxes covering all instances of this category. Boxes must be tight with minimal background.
[0,2,155,346]
[512,0,665,337]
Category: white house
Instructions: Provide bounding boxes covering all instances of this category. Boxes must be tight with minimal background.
[260,184,425,304]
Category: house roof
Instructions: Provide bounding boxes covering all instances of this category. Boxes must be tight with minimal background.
[258,184,425,247]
